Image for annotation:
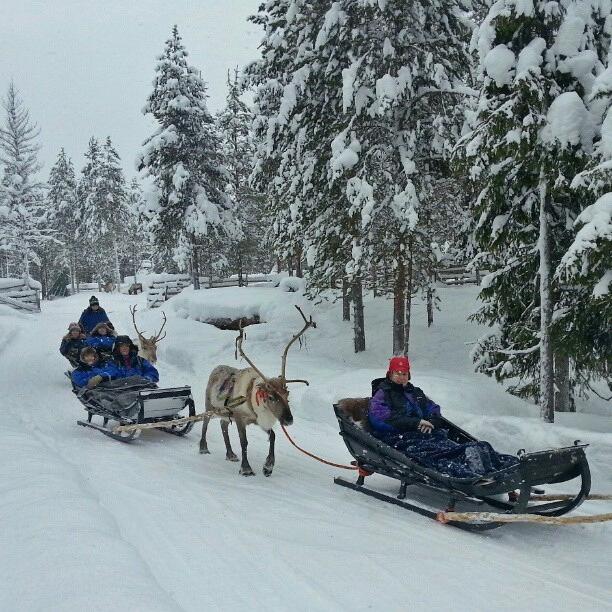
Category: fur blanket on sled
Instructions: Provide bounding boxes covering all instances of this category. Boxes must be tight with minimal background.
[375,429,519,479]
[78,376,157,418]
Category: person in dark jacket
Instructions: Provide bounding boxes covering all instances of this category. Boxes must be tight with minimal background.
[71,346,121,389]
[78,295,114,335]
[85,321,116,360]
[59,322,87,368]
[368,356,441,435]
[111,335,159,383]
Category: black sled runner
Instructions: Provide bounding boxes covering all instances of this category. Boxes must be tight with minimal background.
[68,374,196,443]
[333,400,591,532]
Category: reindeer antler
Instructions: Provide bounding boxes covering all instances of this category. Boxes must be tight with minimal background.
[129,305,146,339]
[235,321,269,382]
[280,305,316,383]
[153,311,167,342]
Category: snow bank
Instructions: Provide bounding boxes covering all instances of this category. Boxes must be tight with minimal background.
[168,285,309,328]
[0,277,41,290]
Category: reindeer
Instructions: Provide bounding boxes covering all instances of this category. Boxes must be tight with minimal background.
[129,305,167,364]
[199,306,315,476]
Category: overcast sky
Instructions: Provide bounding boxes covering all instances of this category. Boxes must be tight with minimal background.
[0,0,262,179]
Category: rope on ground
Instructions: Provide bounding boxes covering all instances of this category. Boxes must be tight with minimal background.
[530,494,612,501]
[280,423,357,471]
[436,511,612,526]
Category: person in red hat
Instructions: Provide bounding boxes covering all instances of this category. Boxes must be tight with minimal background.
[368,355,441,434]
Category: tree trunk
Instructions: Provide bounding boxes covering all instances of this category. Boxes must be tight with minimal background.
[352,277,366,353]
[287,257,294,276]
[371,263,378,298]
[295,247,303,278]
[191,243,201,290]
[554,353,573,412]
[538,173,554,423]
[112,237,121,292]
[403,244,414,355]
[393,256,405,354]
[426,284,434,328]
[237,252,244,287]
[342,278,351,321]
[69,250,76,295]
[276,258,282,274]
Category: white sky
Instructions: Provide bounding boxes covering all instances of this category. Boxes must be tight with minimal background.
[0,0,262,179]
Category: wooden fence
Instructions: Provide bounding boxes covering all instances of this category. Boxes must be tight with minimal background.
[0,278,41,312]
[435,266,487,286]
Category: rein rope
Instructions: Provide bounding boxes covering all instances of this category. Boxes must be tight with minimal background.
[280,423,357,471]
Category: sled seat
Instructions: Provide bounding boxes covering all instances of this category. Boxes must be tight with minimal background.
[138,386,193,419]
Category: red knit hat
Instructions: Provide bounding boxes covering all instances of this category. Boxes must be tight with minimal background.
[388,355,410,374]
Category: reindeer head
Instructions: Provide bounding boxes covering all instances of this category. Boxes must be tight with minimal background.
[235,305,316,427]
[130,305,167,364]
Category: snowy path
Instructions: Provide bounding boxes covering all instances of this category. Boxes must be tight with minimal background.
[1,292,611,612]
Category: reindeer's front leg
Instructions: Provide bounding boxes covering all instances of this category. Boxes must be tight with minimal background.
[236,419,255,476]
[263,429,275,477]
[199,412,212,454]
[221,420,238,461]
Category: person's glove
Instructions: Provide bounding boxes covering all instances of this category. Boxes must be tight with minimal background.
[87,375,104,389]
[418,419,434,434]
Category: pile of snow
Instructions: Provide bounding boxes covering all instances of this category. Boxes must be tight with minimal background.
[279,276,305,293]
[169,285,308,328]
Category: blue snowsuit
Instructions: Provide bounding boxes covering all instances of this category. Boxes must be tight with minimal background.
[111,340,159,383]
[78,306,113,335]
[71,360,121,388]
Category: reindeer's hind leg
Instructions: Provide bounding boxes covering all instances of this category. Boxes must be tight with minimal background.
[236,418,255,476]
[263,429,275,477]
[221,420,239,461]
[199,412,212,454]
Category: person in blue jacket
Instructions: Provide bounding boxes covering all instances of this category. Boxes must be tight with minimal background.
[368,356,441,435]
[71,346,121,389]
[111,335,159,383]
[78,295,114,336]
[60,322,87,368]
[85,321,116,360]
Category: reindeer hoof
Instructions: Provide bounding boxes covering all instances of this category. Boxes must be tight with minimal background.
[226,452,239,462]
[199,447,211,455]
[263,465,273,477]
[239,467,255,476]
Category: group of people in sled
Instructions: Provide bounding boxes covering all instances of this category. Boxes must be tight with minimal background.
[60,295,159,390]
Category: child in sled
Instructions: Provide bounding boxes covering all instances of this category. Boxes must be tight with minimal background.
[59,322,87,368]
[71,346,121,389]
[85,321,116,361]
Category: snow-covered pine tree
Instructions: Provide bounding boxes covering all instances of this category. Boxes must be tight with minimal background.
[123,178,155,280]
[308,0,472,352]
[0,82,50,282]
[461,0,611,420]
[138,25,238,288]
[80,137,130,289]
[47,148,79,293]
[217,68,269,282]
[555,60,612,399]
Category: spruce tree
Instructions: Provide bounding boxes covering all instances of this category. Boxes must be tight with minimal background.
[47,148,79,292]
[461,0,610,420]
[0,83,49,281]
[138,25,238,287]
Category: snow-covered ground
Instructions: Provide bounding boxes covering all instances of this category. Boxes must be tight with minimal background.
[0,287,610,612]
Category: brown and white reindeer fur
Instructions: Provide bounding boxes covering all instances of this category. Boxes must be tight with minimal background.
[199,365,293,476]
[199,305,315,477]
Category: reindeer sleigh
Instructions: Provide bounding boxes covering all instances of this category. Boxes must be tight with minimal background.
[72,307,196,443]
[331,399,607,531]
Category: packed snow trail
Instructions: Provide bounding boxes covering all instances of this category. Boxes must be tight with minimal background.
[0,290,611,612]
